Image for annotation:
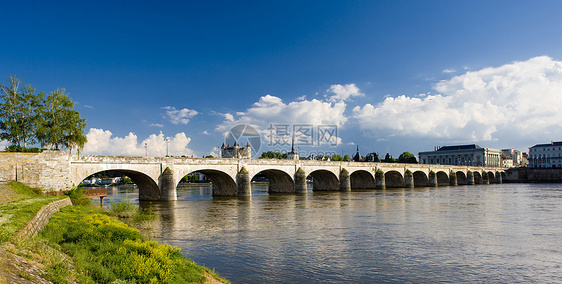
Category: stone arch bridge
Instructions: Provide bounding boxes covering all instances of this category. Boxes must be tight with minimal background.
[1,151,507,201]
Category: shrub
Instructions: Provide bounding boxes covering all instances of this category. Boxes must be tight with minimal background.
[65,186,91,206]
[4,145,42,153]
[42,206,209,283]
[375,169,384,179]
[108,200,137,218]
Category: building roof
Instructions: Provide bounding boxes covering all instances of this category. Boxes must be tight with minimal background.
[530,141,562,148]
[436,144,482,151]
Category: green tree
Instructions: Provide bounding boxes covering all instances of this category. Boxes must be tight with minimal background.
[331,154,343,161]
[121,176,133,184]
[259,151,286,159]
[343,154,350,161]
[0,76,42,149]
[398,151,418,163]
[36,89,87,152]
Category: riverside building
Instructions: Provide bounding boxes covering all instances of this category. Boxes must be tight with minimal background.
[221,142,252,159]
[418,144,501,167]
[528,141,562,168]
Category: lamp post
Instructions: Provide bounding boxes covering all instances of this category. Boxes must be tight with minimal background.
[166,138,169,157]
[144,142,148,158]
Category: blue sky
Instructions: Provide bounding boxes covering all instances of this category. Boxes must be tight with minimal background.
[2,1,562,158]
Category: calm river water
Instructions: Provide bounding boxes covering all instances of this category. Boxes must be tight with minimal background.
[102,183,562,283]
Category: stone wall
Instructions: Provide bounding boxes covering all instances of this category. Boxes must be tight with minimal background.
[0,151,72,191]
[14,197,72,239]
[0,152,40,182]
[505,168,562,183]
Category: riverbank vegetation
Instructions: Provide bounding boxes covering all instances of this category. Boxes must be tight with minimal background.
[0,182,228,283]
[0,181,65,243]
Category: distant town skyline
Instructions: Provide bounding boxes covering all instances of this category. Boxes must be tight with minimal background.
[2,1,562,157]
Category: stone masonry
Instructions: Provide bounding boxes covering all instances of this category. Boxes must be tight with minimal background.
[14,197,72,239]
[0,150,508,201]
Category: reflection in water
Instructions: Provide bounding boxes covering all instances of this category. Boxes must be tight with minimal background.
[105,183,562,283]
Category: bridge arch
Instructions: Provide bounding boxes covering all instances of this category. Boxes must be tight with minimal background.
[184,169,236,196]
[473,171,483,184]
[385,171,404,188]
[252,169,294,193]
[456,171,467,185]
[413,171,429,187]
[350,170,375,190]
[308,169,339,191]
[79,169,160,201]
[500,171,507,181]
[436,171,449,186]
[487,171,496,183]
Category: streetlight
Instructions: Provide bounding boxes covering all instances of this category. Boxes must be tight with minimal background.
[166,138,169,157]
[144,142,148,158]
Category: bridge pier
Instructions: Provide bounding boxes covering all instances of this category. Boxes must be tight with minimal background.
[159,167,177,201]
[404,170,413,188]
[294,168,307,193]
[429,171,438,187]
[339,169,351,191]
[375,169,385,189]
[449,171,457,186]
[236,167,251,196]
[496,172,503,184]
[467,171,475,185]
[482,172,489,184]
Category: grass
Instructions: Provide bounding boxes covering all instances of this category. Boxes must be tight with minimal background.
[108,199,137,218]
[108,200,159,232]
[41,205,226,283]
[0,181,229,284]
[0,181,65,243]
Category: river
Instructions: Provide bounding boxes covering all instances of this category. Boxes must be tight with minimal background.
[101,183,562,283]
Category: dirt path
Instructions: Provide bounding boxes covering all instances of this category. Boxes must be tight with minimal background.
[0,244,52,284]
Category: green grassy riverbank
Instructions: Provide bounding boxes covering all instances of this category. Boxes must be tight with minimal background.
[0,181,228,284]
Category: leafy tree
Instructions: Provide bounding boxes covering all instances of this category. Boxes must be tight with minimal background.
[331,154,343,161]
[0,76,42,148]
[36,89,87,152]
[259,151,287,159]
[121,176,133,184]
[343,154,350,161]
[0,77,87,153]
[398,151,418,163]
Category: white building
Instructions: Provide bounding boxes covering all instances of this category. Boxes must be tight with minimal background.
[418,144,501,167]
[528,141,562,168]
[221,142,252,159]
[501,149,524,167]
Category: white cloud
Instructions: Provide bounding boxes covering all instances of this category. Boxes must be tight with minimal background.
[0,140,9,149]
[327,84,364,102]
[217,94,348,136]
[162,106,198,124]
[353,56,562,146]
[203,130,210,135]
[148,123,164,127]
[223,113,235,122]
[209,146,220,157]
[82,128,195,157]
[443,69,456,74]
